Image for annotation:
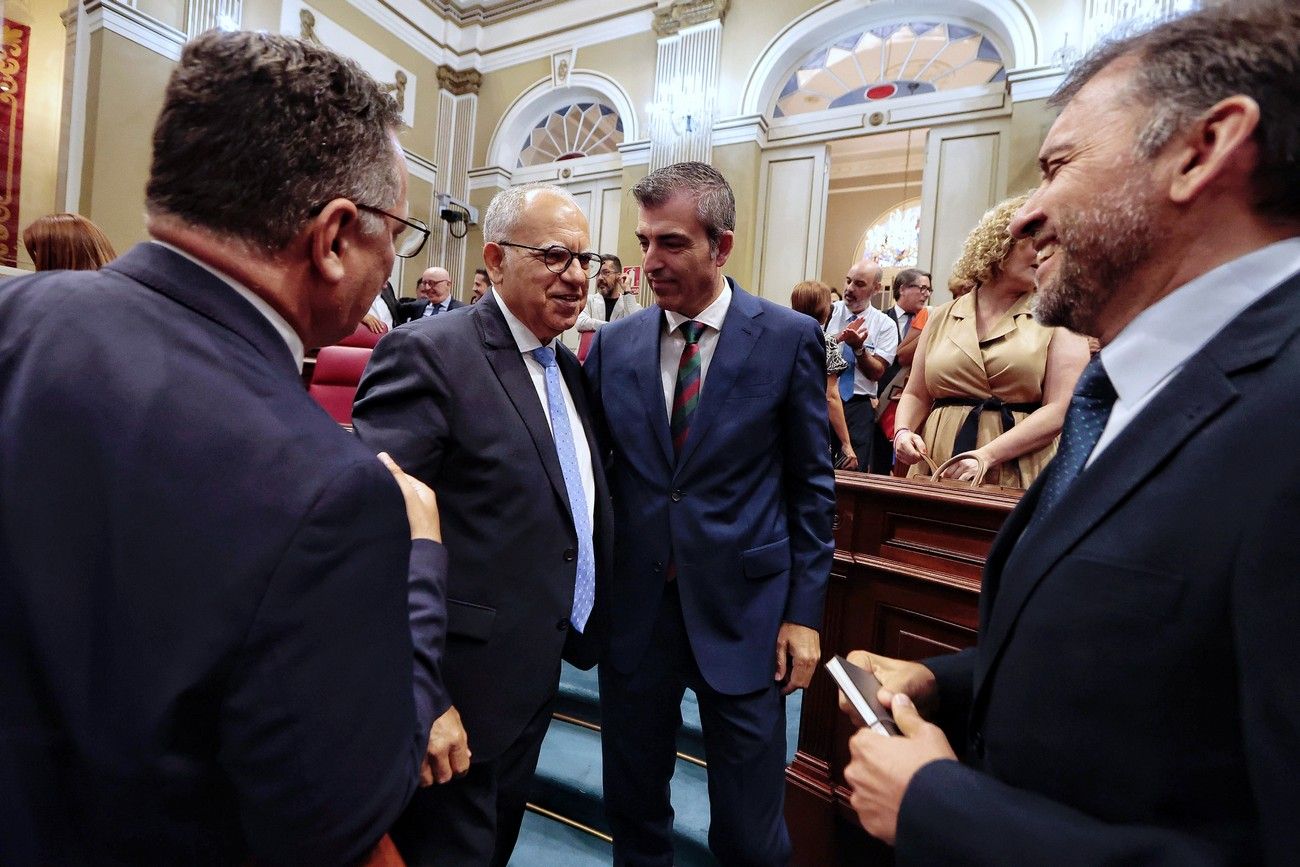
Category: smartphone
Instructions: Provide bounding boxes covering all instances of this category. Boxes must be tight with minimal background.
[826,654,901,736]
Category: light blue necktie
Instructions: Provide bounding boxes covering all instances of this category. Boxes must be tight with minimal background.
[529,346,595,632]
[838,314,860,402]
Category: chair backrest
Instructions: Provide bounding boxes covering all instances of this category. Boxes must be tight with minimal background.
[337,323,382,349]
[308,345,373,426]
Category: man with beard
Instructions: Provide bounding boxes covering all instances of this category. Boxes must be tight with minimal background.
[825,258,899,470]
[353,184,611,866]
[576,253,641,332]
[841,2,1300,863]
[471,267,491,303]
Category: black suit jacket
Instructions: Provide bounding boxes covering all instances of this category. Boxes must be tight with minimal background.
[0,244,447,864]
[898,270,1300,864]
[397,296,466,324]
[353,294,612,761]
[379,281,400,323]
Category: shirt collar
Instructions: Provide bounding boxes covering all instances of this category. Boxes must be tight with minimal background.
[1101,237,1300,406]
[664,278,732,335]
[151,240,305,370]
[495,292,555,354]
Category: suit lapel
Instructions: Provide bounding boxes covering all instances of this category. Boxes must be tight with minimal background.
[674,283,762,474]
[475,297,572,521]
[632,305,675,468]
[973,358,1237,699]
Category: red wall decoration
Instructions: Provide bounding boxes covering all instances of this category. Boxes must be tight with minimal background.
[0,19,31,267]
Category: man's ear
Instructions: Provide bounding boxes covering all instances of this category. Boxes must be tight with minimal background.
[483,242,505,286]
[713,230,735,268]
[1168,95,1261,206]
[308,199,360,283]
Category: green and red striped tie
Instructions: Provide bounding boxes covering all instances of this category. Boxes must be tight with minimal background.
[671,320,705,457]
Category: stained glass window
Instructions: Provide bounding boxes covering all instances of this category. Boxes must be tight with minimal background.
[517,102,624,168]
[774,23,1005,118]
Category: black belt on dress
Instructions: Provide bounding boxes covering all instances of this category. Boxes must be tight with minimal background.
[931,396,1041,456]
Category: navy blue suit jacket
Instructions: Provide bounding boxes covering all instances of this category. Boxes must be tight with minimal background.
[0,244,447,865]
[900,270,1300,864]
[585,281,835,694]
[397,296,465,324]
[353,294,612,761]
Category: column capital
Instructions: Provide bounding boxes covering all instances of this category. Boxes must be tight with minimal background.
[436,64,482,96]
[653,0,727,38]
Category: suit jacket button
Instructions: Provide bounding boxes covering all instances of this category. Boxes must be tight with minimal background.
[671,490,683,502]
[970,731,985,757]
[653,561,663,573]
[563,548,576,562]
[556,618,569,631]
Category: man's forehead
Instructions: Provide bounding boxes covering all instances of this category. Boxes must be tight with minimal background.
[1041,59,1139,160]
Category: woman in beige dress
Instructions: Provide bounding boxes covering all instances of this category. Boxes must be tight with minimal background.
[893,194,1090,488]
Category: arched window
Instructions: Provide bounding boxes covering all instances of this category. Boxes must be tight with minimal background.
[517,102,624,168]
[773,23,1005,118]
[858,198,921,269]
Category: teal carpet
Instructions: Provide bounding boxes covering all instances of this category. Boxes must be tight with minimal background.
[511,663,803,865]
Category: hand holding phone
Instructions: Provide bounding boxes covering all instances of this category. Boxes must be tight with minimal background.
[826,654,901,736]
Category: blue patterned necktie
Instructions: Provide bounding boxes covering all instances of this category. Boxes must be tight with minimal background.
[529,346,595,632]
[838,314,860,402]
[1035,355,1118,517]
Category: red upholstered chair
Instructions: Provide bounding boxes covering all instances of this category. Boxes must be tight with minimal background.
[307,345,372,427]
[337,323,383,348]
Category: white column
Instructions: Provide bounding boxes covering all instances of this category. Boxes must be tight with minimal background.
[429,65,479,297]
[648,1,725,171]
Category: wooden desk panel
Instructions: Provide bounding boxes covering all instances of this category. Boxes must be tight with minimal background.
[788,472,1020,866]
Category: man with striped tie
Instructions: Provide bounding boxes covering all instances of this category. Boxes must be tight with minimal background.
[585,162,835,865]
[354,183,611,866]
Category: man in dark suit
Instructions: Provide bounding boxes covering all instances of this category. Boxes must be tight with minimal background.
[354,184,611,866]
[585,162,835,865]
[0,31,449,864]
[843,4,1300,862]
[398,266,466,322]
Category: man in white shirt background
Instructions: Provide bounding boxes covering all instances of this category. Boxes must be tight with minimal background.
[825,257,899,471]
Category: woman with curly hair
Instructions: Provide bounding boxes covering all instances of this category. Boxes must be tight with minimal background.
[22,213,117,271]
[892,194,1089,488]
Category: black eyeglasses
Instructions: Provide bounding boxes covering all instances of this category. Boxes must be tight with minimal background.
[498,242,602,278]
[355,204,430,259]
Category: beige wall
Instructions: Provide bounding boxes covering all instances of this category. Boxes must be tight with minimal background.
[716,0,822,116]
[10,0,67,269]
[1008,97,1055,196]
[473,56,549,168]
[821,176,921,289]
[712,141,760,292]
[78,32,173,251]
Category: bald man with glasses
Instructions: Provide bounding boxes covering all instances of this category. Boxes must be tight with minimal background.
[353,183,611,866]
[398,266,465,324]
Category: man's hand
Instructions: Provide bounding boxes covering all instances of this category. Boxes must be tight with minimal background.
[378,452,441,542]
[839,651,938,721]
[361,313,389,334]
[837,320,867,351]
[774,623,820,695]
[844,693,956,844]
[420,705,471,786]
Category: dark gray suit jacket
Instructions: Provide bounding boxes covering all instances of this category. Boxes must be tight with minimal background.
[353,294,611,761]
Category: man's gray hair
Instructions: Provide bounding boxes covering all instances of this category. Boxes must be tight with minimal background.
[1052,0,1299,220]
[146,30,403,253]
[632,162,736,253]
[482,184,582,243]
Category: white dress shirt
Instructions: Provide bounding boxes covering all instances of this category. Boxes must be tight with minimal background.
[367,293,393,328]
[496,294,596,529]
[1090,236,1300,465]
[660,279,732,420]
[824,300,899,398]
[152,241,305,371]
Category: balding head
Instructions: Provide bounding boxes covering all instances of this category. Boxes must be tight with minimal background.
[843,258,882,314]
[417,266,451,303]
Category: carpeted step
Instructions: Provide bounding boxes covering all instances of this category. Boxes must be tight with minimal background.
[528,714,713,866]
[508,807,611,866]
[555,662,707,763]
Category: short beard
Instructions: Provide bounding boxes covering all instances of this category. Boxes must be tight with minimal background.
[1033,174,1157,337]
